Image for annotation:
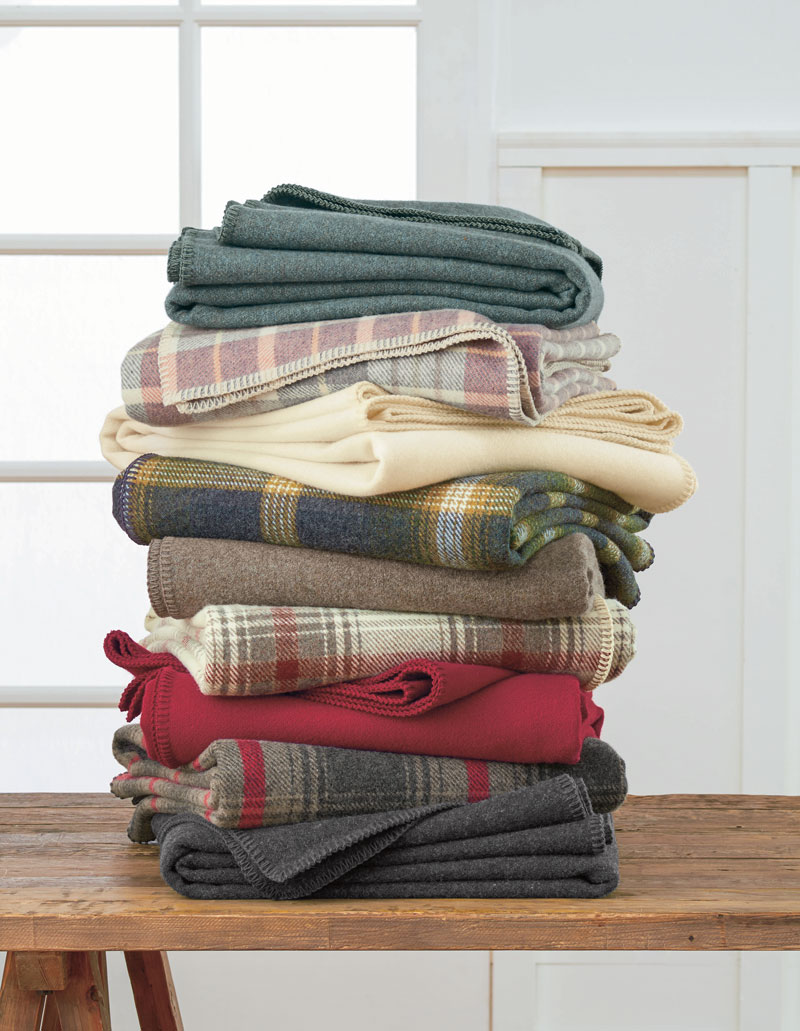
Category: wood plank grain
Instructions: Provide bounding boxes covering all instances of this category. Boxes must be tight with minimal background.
[1,910,799,952]
[0,792,797,810]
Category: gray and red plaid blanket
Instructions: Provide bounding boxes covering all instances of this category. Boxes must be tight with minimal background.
[110,723,628,840]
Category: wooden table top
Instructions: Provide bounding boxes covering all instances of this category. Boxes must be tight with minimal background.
[1,793,798,952]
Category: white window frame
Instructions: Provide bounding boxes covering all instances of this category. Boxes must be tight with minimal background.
[0,0,493,702]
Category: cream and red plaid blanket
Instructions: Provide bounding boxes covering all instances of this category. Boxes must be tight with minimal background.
[140,597,634,696]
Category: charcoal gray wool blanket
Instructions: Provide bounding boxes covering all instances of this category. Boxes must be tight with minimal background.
[165,185,604,329]
[150,775,619,899]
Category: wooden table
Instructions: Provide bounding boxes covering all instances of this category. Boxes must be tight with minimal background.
[1,792,798,1028]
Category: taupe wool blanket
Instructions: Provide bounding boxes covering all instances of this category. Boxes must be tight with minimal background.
[122,311,619,428]
[111,723,628,840]
[149,777,619,900]
[147,534,605,621]
[164,186,604,330]
[141,596,635,695]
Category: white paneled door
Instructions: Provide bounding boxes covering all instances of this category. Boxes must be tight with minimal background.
[493,132,800,1031]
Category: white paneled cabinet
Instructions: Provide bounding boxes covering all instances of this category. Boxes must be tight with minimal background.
[494,133,800,1031]
[493,953,740,1031]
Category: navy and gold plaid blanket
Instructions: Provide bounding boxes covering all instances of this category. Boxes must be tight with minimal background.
[112,455,654,607]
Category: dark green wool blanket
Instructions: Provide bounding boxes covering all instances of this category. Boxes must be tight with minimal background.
[150,775,619,900]
[165,184,604,330]
[113,456,654,608]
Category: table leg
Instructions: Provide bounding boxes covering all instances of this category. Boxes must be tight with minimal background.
[51,952,112,1031]
[0,953,47,1029]
[14,953,69,993]
[124,952,184,1031]
[41,992,64,1031]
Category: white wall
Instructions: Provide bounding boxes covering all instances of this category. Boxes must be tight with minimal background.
[495,0,800,133]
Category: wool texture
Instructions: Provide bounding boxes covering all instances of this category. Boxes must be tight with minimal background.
[146,534,604,621]
[121,312,619,427]
[101,390,684,482]
[110,722,628,839]
[106,630,603,768]
[137,596,634,695]
[165,185,604,329]
[148,777,619,900]
[113,461,654,607]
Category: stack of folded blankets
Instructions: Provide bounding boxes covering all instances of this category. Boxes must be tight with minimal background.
[100,185,695,901]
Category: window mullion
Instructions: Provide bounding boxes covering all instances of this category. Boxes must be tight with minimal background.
[0,6,423,28]
[0,7,183,27]
[0,462,115,483]
[179,0,203,227]
[0,235,172,254]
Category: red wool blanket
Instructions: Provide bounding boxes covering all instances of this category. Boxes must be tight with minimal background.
[106,631,603,769]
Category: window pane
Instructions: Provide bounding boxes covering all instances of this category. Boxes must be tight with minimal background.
[0,28,178,232]
[0,256,167,460]
[0,484,148,689]
[202,27,415,223]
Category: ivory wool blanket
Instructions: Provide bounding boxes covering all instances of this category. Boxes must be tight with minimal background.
[122,311,619,428]
[165,185,604,329]
[138,596,634,695]
[146,534,604,621]
[103,420,694,509]
[148,778,619,900]
[111,722,629,837]
[102,389,683,485]
[106,631,603,767]
[113,462,654,607]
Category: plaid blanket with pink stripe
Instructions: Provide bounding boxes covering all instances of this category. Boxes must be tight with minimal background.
[122,309,619,427]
